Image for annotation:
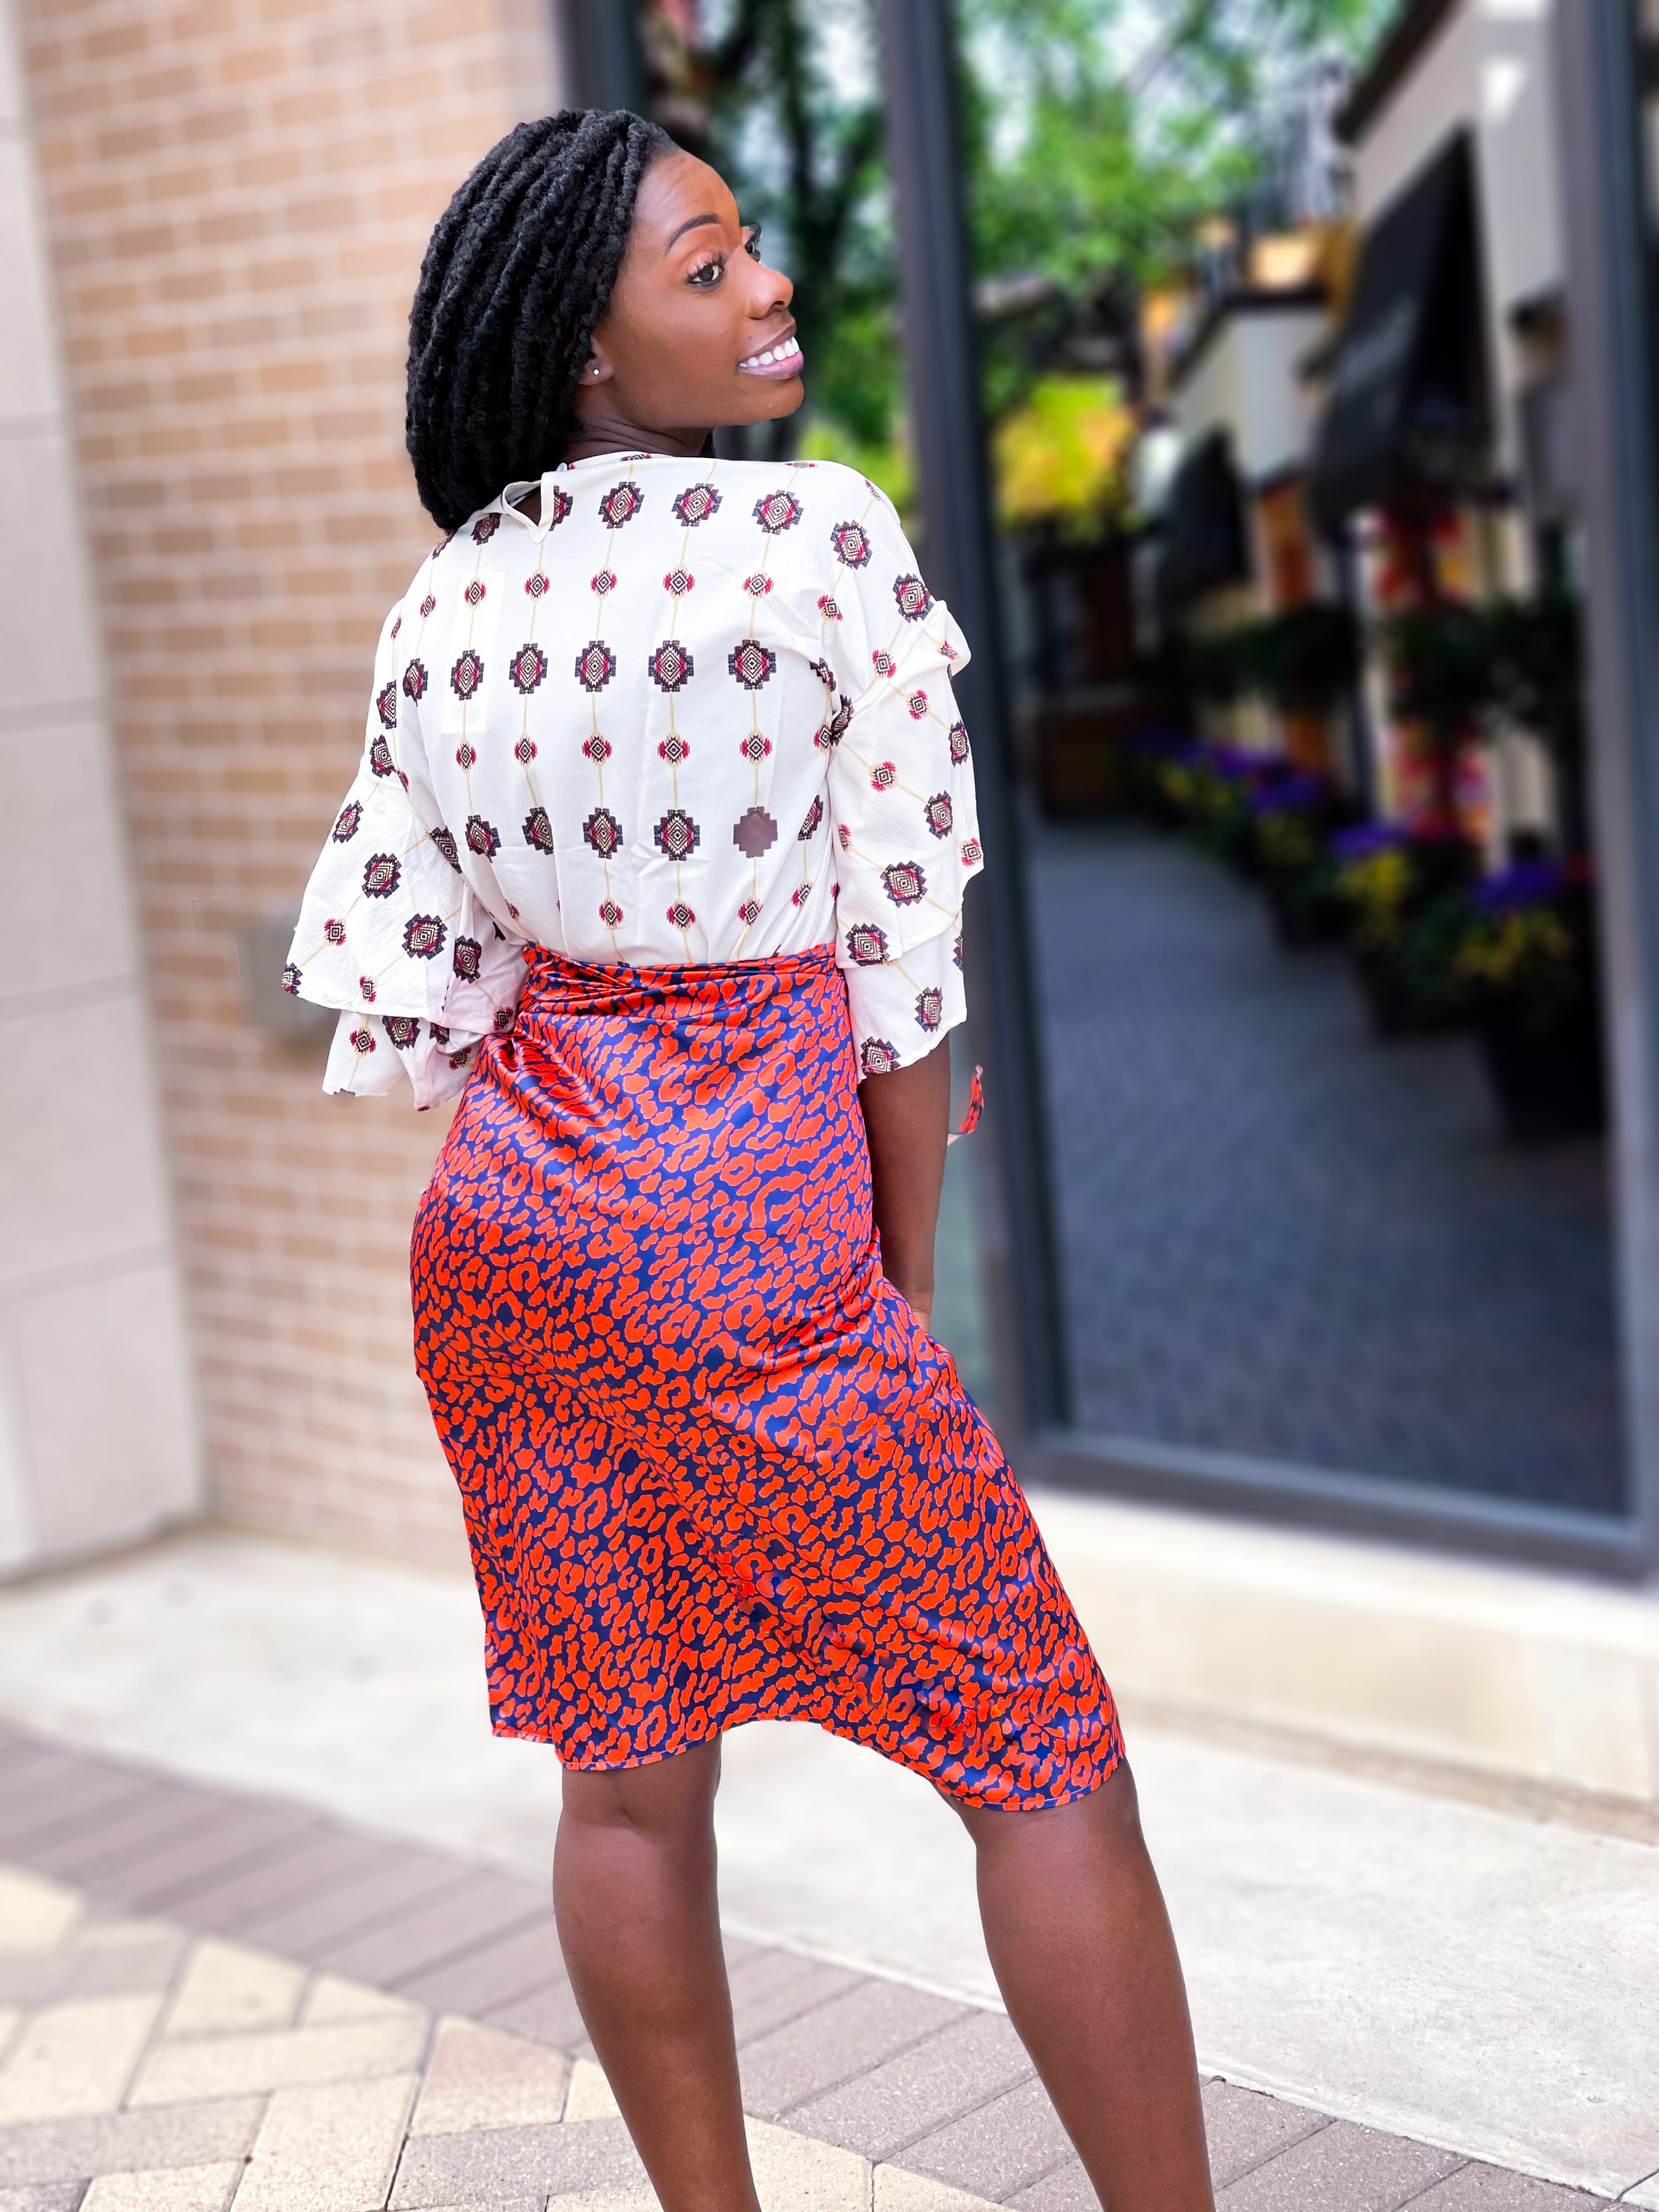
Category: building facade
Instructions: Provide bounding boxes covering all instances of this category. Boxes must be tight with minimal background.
[2,0,562,1574]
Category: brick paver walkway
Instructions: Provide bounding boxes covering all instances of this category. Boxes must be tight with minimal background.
[0,1723,1618,2210]
[1028,824,1623,1512]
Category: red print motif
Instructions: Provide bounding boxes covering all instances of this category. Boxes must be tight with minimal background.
[739,898,763,926]
[592,570,616,596]
[871,761,897,791]
[861,1037,899,1075]
[809,657,836,688]
[351,1026,376,1055]
[753,489,802,534]
[792,881,813,909]
[659,734,689,765]
[741,732,772,763]
[384,1015,420,1048]
[798,795,823,841]
[845,922,889,966]
[665,568,693,596]
[948,721,970,764]
[600,899,624,928]
[954,932,964,970]
[509,642,547,695]
[893,573,933,620]
[667,900,696,929]
[961,839,983,865]
[420,594,437,618]
[403,658,428,702]
[466,814,500,859]
[515,737,537,764]
[575,640,616,692]
[471,511,500,544]
[282,962,301,994]
[465,579,486,606]
[728,640,776,690]
[584,733,612,764]
[925,793,954,839]
[656,809,699,862]
[526,573,549,599]
[584,808,623,859]
[817,594,843,620]
[599,481,644,528]
[324,919,346,944]
[830,521,872,568]
[493,1007,516,1035]
[915,988,943,1032]
[744,573,772,597]
[882,860,927,906]
[907,690,928,720]
[453,936,483,981]
[523,807,555,854]
[369,736,396,778]
[872,649,895,678]
[456,743,477,770]
[648,641,693,692]
[431,826,461,871]
[404,915,445,960]
[450,649,484,701]
[733,808,777,858]
[376,682,398,729]
[363,853,400,899]
[837,824,851,850]
[544,487,573,529]
[672,483,721,527]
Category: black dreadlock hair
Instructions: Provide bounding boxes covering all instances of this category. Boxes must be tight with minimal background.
[407,108,674,533]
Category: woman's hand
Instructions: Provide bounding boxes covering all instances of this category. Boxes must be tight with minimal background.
[857,1038,951,1336]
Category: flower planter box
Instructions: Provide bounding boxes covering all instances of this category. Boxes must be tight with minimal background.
[1474,995,1606,1142]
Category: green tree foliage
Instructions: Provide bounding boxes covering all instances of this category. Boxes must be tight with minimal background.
[641,0,1397,454]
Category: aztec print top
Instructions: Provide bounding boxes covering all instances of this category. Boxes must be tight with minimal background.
[287,452,984,1107]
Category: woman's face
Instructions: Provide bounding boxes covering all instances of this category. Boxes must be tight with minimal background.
[572,149,803,448]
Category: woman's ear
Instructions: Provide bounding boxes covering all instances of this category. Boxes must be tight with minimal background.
[582,349,615,384]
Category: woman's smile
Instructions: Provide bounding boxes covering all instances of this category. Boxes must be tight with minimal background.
[737,329,804,377]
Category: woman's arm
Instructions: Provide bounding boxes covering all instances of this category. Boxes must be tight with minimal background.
[859,1039,952,1331]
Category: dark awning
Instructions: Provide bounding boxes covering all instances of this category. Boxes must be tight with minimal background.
[1308,131,1490,533]
[1156,427,1251,612]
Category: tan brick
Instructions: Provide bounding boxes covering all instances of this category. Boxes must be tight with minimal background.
[161,1940,306,2038]
[0,1997,164,2123]
[410,2019,569,2137]
[229,2073,418,2212]
[130,2012,427,2104]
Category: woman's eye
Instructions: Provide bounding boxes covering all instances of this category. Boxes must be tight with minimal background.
[687,257,725,288]
[744,233,762,261]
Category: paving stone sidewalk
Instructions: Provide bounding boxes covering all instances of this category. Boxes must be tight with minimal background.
[0,1723,1619,2211]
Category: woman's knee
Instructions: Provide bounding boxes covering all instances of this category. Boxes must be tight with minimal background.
[561,1736,724,1842]
[948,1754,1145,1852]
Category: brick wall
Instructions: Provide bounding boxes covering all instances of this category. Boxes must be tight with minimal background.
[20,0,562,1564]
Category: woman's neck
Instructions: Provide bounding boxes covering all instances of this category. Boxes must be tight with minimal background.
[511,424,713,523]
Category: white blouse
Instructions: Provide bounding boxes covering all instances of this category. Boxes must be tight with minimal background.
[286,452,983,1107]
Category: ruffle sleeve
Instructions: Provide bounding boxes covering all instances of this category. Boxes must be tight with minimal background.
[817,486,983,1076]
[285,582,527,1108]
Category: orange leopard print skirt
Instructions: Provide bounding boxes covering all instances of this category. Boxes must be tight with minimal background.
[411,944,1120,1808]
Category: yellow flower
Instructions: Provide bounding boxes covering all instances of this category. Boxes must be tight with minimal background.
[994,376,1134,532]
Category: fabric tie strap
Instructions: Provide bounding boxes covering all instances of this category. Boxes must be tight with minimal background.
[949,1064,984,1146]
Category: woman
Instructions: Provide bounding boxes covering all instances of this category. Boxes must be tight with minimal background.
[288,108,1214,2212]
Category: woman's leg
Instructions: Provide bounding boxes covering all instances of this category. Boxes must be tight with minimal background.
[954,1760,1215,2211]
[554,1737,760,2212]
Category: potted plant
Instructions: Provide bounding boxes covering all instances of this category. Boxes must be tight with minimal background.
[1249,771,1353,946]
[1377,601,1496,840]
[1330,822,1477,1035]
[1456,858,1605,1140]
[1486,590,1590,862]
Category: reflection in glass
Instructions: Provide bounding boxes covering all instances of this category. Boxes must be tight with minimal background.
[973,2,1624,1514]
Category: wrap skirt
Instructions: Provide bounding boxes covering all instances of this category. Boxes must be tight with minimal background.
[411,943,1121,1809]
